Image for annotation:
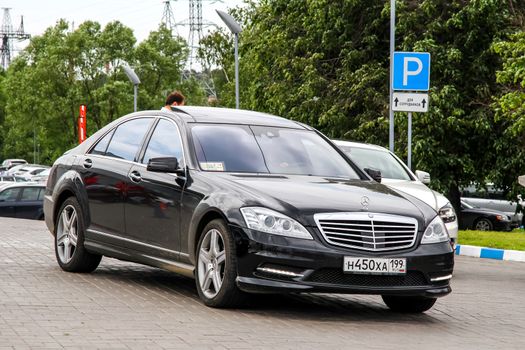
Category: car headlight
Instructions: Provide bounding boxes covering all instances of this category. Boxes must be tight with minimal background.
[421,215,449,244]
[496,215,509,222]
[240,207,313,240]
[438,203,456,224]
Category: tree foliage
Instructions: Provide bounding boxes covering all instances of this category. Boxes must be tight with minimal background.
[200,0,525,210]
[492,31,525,197]
[0,21,201,164]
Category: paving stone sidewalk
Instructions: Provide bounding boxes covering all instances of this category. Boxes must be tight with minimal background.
[0,218,524,349]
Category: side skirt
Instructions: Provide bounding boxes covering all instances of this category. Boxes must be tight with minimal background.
[84,239,195,279]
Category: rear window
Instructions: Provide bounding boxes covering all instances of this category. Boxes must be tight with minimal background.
[105,118,153,161]
[21,187,42,201]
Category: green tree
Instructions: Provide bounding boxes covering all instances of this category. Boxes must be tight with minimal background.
[201,0,525,212]
[0,21,195,164]
[492,31,525,198]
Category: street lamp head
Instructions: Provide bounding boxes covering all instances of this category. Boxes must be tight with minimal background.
[122,64,141,85]
[216,10,242,35]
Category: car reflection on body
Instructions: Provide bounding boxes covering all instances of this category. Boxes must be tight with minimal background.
[44,107,454,313]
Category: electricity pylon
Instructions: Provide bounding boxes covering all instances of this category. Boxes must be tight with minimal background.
[161,0,220,98]
[0,8,30,70]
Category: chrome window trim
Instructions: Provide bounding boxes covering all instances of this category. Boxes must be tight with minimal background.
[84,115,187,171]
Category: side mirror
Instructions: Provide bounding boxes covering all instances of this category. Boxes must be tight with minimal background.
[416,170,431,184]
[364,168,382,183]
[147,157,182,174]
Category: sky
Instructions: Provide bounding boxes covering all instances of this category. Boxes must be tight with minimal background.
[1,0,245,54]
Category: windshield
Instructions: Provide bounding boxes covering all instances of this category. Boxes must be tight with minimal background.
[339,146,412,181]
[191,124,359,178]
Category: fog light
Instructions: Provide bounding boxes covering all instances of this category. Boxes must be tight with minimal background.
[256,266,304,278]
[430,274,452,282]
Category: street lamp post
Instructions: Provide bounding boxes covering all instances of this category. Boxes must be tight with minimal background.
[216,10,242,109]
[122,64,141,112]
[389,0,396,152]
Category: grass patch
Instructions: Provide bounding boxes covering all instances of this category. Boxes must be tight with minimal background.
[458,229,525,251]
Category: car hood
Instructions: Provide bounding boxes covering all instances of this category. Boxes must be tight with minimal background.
[380,179,450,210]
[208,173,436,228]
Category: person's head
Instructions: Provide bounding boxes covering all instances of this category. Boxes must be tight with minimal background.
[165,91,185,107]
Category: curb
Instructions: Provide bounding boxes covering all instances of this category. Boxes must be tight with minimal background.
[455,244,525,262]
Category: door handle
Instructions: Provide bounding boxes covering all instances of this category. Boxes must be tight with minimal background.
[129,171,142,183]
[83,159,93,169]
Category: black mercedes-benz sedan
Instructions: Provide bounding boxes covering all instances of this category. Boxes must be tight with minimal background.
[44,107,454,312]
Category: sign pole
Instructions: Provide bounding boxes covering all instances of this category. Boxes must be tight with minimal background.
[407,112,412,170]
[389,0,395,152]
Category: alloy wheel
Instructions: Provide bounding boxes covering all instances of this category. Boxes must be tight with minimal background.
[197,228,226,299]
[475,219,491,231]
[56,204,78,264]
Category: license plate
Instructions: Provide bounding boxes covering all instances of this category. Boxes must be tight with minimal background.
[343,257,406,275]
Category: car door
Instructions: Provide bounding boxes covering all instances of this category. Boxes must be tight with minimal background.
[124,118,185,259]
[16,186,44,219]
[0,187,21,218]
[79,117,155,238]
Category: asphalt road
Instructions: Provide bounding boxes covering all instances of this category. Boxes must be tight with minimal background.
[0,217,524,349]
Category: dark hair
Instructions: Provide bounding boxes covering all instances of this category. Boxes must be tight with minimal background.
[165,91,185,105]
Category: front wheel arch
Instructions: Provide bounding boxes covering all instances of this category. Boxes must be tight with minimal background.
[190,209,229,264]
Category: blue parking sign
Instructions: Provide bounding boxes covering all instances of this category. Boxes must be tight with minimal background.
[392,52,430,91]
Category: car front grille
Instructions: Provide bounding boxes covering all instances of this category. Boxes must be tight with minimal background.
[314,212,418,252]
[306,269,428,287]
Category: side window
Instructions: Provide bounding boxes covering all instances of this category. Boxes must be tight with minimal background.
[21,187,41,201]
[0,188,21,202]
[105,118,153,161]
[90,129,115,155]
[37,189,45,201]
[142,119,184,165]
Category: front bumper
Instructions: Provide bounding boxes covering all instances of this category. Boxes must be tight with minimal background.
[495,220,513,231]
[231,225,454,297]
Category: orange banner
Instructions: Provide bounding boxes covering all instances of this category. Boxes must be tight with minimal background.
[78,105,87,144]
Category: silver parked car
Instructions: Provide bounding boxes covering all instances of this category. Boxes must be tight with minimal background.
[461,184,523,228]
[334,140,459,245]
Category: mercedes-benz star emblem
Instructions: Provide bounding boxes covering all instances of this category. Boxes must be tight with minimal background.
[361,196,370,209]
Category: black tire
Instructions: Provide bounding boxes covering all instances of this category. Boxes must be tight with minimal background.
[382,295,437,313]
[474,218,493,231]
[54,197,101,273]
[195,219,247,308]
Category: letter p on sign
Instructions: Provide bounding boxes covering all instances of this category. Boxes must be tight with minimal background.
[393,52,430,91]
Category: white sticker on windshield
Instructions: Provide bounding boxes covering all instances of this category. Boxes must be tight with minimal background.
[200,162,225,171]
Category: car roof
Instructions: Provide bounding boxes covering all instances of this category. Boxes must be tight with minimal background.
[332,140,389,152]
[0,182,45,190]
[167,106,309,129]
[3,159,26,163]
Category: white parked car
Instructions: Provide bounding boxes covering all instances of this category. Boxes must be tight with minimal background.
[334,140,459,246]
[30,168,51,183]
[1,159,27,170]
[14,166,49,181]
